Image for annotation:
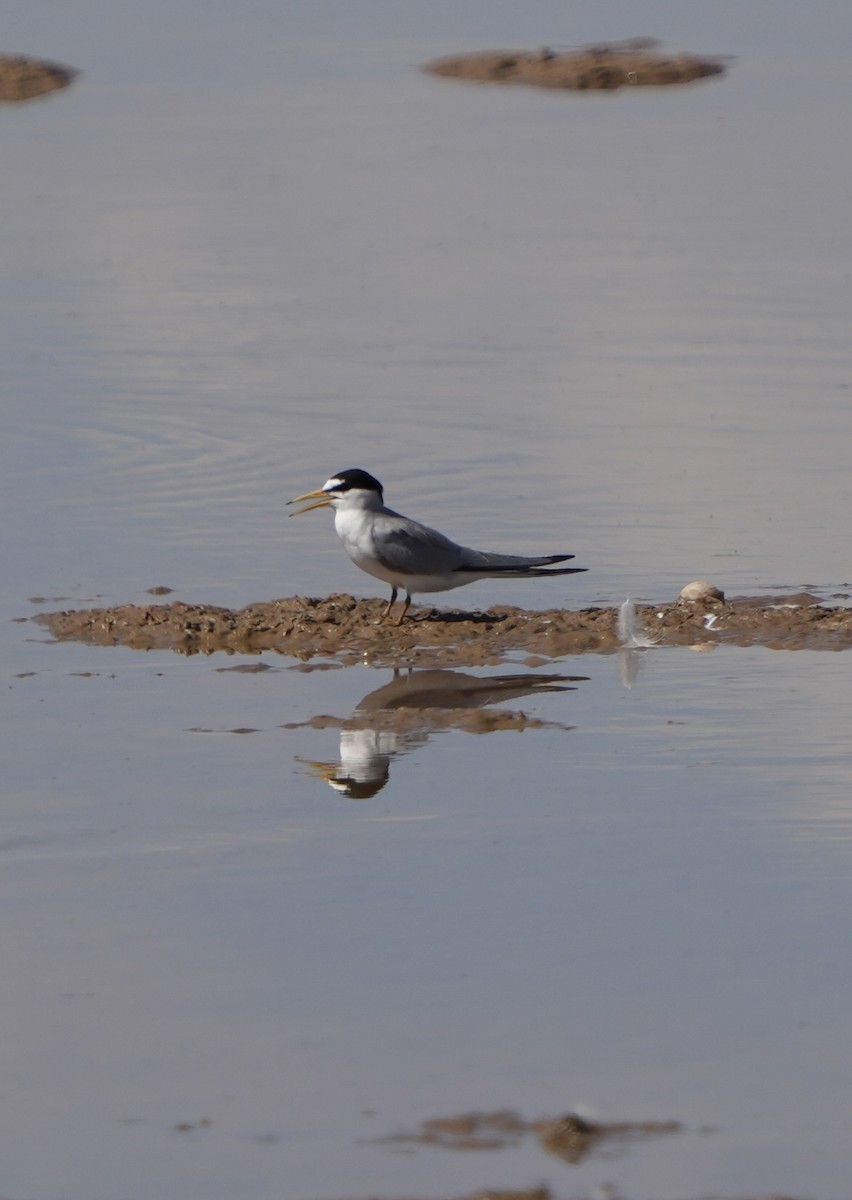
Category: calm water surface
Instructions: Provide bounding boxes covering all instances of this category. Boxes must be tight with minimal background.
[2,2,852,1198]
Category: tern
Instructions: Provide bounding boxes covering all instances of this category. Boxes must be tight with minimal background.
[288,468,587,623]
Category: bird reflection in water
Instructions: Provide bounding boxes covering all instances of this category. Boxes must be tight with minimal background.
[292,667,587,798]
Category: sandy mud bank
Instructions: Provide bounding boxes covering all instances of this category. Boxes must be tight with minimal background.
[37,592,852,665]
[374,1108,680,1164]
[423,38,726,92]
[0,55,77,101]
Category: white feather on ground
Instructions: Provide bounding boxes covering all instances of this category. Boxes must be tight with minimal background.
[617,597,662,648]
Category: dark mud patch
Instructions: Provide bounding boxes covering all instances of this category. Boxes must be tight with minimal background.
[35,592,852,665]
[339,1108,801,1200]
[424,38,726,92]
[336,1191,804,1200]
[375,1109,681,1166]
[0,55,78,102]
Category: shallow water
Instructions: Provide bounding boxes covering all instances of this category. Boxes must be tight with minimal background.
[3,2,852,1198]
[5,638,852,1199]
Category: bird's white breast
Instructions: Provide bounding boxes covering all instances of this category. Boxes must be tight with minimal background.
[334,507,400,585]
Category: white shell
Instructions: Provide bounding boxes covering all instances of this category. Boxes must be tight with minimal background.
[678,580,725,604]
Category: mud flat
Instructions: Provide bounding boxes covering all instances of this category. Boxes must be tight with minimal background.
[374,1108,680,1164]
[0,55,77,102]
[423,38,726,92]
[36,592,852,666]
[336,1110,803,1200]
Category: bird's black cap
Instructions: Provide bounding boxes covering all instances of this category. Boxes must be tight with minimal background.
[325,469,384,498]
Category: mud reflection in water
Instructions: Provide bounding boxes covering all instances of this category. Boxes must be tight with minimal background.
[287,668,587,797]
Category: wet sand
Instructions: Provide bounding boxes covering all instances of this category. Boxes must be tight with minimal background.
[423,38,726,92]
[37,592,852,666]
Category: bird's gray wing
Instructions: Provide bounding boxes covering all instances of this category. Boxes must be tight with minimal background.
[454,548,577,572]
[370,515,468,576]
[371,515,584,577]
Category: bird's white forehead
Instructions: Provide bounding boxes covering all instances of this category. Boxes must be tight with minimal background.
[323,476,343,491]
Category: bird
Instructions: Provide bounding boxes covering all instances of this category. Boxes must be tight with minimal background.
[288,468,587,624]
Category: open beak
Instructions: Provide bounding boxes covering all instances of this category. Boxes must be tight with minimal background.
[287,488,332,516]
[296,756,338,781]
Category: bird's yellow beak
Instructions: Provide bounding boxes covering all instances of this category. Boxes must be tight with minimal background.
[287,488,332,516]
[295,757,339,782]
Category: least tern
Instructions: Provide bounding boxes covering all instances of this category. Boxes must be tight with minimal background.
[288,468,587,623]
